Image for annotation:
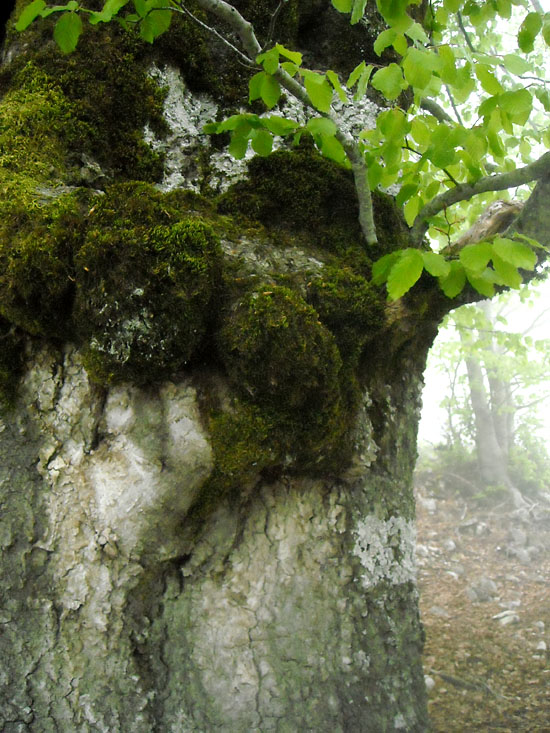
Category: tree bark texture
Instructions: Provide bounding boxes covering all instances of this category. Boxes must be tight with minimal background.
[0,1,546,729]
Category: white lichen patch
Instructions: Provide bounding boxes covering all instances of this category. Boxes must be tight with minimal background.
[352,514,416,589]
[145,64,220,192]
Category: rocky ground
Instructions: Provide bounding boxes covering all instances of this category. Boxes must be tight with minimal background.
[415,485,550,732]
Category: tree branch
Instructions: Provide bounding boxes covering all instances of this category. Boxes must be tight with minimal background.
[188,0,378,244]
[410,151,550,245]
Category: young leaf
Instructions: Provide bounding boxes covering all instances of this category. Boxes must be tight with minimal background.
[374,29,397,56]
[386,249,424,300]
[466,269,496,297]
[53,12,83,53]
[347,61,366,88]
[475,64,504,95]
[15,0,46,31]
[275,44,302,66]
[304,75,333,113]
[372,252,400,285]
[251,128,273,156]
[518,11,542,53]
[331,0,353,11]
[257,47,279,74]
[140,8,172,43]
[262,116,299,136]
[371,64,407,101]
[326,70,347,103]
[260,75,281,109]
[319,135,348,165]
[459,242,493,274]
[422,252,451,278]
[351,0,368,24]
[492,254,522,288]
[438,261,466,298]
[492,237,536,270]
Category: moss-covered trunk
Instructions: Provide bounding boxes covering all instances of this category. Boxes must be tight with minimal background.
[0,3,441,730]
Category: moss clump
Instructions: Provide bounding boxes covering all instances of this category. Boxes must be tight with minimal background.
[73,182,221,384]
[306,266,385,361]
[216,285,355,473]
[218,148,363,255]
[218,285,341,410]
[4,13,166,182]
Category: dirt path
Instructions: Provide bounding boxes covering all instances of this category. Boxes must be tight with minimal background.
[416,490,550,732]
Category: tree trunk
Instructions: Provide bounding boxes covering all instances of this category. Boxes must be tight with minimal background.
[0,1,545,729]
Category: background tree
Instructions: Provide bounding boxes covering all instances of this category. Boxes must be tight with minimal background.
[421,292,550,507]
[1,0,550,730]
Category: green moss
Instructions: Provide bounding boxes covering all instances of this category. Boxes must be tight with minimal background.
[196,401,277,515]
[218,285,341,410]
[218,148,364,255]
[4,11,166,182]
[215,285,356,473]
[306,266,384,361]
[73,182,221,384]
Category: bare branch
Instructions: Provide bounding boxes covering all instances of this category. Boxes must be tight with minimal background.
[410,151,550,245]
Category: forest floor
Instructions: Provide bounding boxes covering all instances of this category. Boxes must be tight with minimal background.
[415,485,550,732]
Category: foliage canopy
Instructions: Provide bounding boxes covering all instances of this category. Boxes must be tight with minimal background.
[15,0,550,300]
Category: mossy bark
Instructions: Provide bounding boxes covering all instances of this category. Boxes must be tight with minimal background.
[0,3,472,731]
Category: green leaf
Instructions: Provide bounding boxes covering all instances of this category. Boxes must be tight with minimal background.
[229,132,250,159]
[15,0,46,31]
[444,0,460,11]
[518,11,542,53]
[502,53,531,75]
[257,47,279,74]
[376,0,413,31]
[140,8,172,43]
[133,0,147,18]
[91,0,130,22]
[319,135,347,165]
[403,48,435,90]
[459,242,493,273]
[492,254,522,288]
[260,75,281,109]
[386,249,424,300]
[475,64,504,95]
[355,64,374,100]
[498,89,532,125]
[371,64,407,101]
[304,75,333,112]
[53,12,82,53]
[492,237,536,270]
[372,252,400,285]
[249,72,265,102]
[306,118,338,137]
[439,261,466,298]
[331,0,353,11]
[351,0,368,24]
[251,128,273,156]
[374,29,397,56]
[466,269,496,297]
[262,116,299,136]
[347,61,366,88]
[422,251,451,278]
[326,70,347,103]
[275,44,302,66]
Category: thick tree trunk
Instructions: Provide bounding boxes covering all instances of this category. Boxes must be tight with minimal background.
[1,342,428,731]
[4,1,543,729]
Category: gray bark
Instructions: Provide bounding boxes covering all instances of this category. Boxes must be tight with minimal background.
[1,343,427,731]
